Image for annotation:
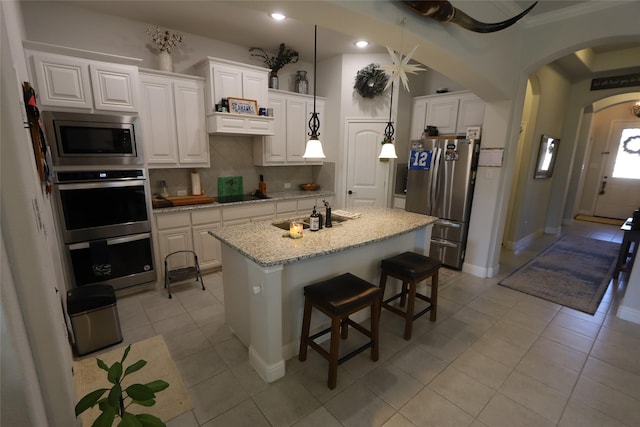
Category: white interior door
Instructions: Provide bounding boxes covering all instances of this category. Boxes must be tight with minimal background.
[345,120,389,209]
[594,120,640,219]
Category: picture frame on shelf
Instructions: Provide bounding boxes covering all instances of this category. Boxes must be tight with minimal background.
[228,97,258,115]
[534,134,560,179]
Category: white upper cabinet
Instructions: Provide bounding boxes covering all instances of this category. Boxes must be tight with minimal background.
[196,57,274,136]
[410,91,485,139]
[254,90,324,166]
[140,71,209,168]
[31,52,139,112]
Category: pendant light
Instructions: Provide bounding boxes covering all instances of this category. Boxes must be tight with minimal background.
[302,25,326,159]
[379,81,398,159]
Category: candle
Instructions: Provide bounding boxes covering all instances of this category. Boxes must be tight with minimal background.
[289,222,303,239]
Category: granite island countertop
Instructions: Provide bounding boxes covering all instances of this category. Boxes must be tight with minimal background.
[152,190,334,214]
[209,206,438,267]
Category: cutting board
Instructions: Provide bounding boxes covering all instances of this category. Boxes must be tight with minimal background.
[152,195,215,208]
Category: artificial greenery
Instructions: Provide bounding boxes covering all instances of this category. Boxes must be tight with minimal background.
[354,63,389,98]
[75,344,169,427]
[249,43,299,74]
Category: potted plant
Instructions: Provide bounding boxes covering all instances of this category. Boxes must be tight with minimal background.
[75,344,169,427]
[249,43,299,89]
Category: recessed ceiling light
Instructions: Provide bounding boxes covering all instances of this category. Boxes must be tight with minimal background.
[271,12,286,21]
[355,40,369,48]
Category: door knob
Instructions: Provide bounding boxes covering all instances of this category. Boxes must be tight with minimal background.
[599,180,607,195]
[348,190,353,195]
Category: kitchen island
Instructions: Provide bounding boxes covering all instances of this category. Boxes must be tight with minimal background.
[209,207,438,382]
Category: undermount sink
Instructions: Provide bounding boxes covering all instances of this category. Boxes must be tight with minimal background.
[271,216,347,231]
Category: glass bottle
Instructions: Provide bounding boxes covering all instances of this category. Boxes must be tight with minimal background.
[295,70,308,94]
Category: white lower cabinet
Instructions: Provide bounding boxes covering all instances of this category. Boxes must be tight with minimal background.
[191,209,222,271]
[222,202,276,225]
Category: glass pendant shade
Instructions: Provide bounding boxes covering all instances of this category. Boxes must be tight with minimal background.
[378,141,398,159]
[303,136,326,159]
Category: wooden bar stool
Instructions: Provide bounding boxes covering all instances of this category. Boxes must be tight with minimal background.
[379,251,442,340]
[298,273,382,389]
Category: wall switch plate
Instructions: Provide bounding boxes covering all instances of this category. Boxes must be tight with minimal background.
[284,183,291,189]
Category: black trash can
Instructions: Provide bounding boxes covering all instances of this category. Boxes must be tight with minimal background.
[67,284,122,356]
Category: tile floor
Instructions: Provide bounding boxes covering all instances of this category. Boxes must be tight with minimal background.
[110,220,640,426]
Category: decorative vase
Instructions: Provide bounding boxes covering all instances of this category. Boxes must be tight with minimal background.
[269,71,279,89]
[295,70,308,94]
[157,51,173,72]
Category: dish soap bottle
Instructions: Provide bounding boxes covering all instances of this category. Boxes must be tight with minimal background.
[309,206,320,231]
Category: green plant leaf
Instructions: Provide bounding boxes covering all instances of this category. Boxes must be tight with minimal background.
[108,361,123,384]
[91,405,116,427]
[75,388,108,415]
[145,380,169,393]
[125,383,155,401]
[135,413,166,427]
[97,358,109,372]
[118,411,143,427]
[107,383,122,407]
[131,398,155,407]
[124,359,147,376]
[121,345,132,364]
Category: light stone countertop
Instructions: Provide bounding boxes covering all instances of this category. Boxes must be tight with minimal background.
[152,190,334,214]
[209,206,438,267]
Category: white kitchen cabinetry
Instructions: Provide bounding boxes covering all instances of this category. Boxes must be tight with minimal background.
[254,90,324,166]
[30,52,138,112]
[196,57,274,136]
[155,208,222,276]
[140,71,209,167]
[410,91,485,139]
[222,202,276,226]
[191,209,222,271]
[156,213,194,272]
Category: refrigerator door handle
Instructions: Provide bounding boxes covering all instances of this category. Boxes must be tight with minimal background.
[431,146,442,209]
[436,220,461,228]
[430,237,458,248]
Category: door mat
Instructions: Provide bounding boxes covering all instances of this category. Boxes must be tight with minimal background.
[574,214,624,226]
[499,234,619,314]
[73,335,193,425]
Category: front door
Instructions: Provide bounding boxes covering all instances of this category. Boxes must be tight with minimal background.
[594,120,640,219]
[345,120,389,209]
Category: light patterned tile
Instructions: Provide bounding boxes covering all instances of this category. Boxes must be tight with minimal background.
[558,399,628,427]
[400,387,474,427]
[163,327,212,361]
[559,306,606,325]
[292,406,343,427]
[527,337,587,372]
[582,357,640,401]
[551,312,601,338]
[470,335,528,368]
[452,349,512,390]
[482,319,539,351]
[429,366,495,416]
[189,370,250,425]
[381,413,417,427]
[478,393,556,427]
[590,338,640,375]
[466,296,511,320]
[201,399,270,427]
[416,330,476,364]
[253,377,321,426]
[324,380,396,427]
[390,344,448,385]
[541,323,594,353]
[515,351,579,396]
[571,376,640,426]
[361,363,423,410]
[499,371,567,423]
[174,346,227,388]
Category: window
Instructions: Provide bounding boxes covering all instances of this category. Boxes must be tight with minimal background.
[612,127,640,179]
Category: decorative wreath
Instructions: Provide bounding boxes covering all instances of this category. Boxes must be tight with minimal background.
[623,135,640,155]
[354,63,389,98]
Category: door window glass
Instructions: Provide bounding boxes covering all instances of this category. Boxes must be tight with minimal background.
[612,127,640,179]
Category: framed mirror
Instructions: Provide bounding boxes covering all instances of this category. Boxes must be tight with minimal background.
[534,134,560,179]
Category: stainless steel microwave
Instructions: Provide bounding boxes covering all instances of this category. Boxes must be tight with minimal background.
[42,111,143,166]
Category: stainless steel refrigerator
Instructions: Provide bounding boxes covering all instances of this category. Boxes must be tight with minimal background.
[405,137,480,269]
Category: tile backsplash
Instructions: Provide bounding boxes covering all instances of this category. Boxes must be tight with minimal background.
[149,136,335,197]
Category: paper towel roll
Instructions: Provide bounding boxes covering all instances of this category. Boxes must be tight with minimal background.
[191,169,201,195]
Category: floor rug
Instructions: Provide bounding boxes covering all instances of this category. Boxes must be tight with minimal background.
[73,335,193,425]
[499,234,619,314]
[574,214,624,226]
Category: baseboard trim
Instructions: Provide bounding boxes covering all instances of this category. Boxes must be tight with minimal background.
[617,305,640,325]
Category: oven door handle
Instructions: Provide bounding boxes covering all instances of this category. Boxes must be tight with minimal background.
[56,179,146,190]
[67,232,151,249]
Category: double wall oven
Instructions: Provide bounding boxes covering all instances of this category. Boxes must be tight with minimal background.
[46,112,157,291]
